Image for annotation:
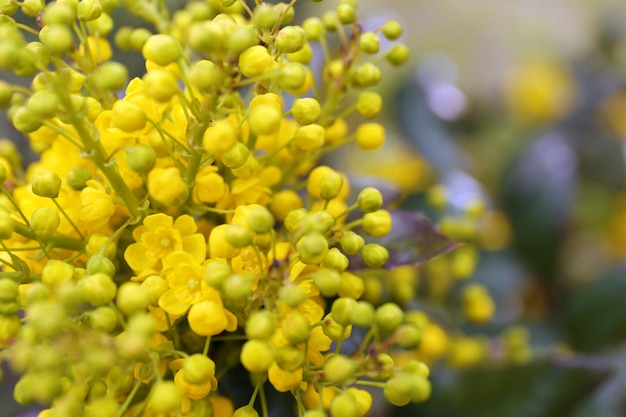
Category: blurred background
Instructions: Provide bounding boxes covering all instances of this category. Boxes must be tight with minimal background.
[5,0,626,416]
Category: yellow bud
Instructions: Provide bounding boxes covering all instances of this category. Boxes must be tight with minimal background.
[209,224,241,259]
[31,169,62,198]
[143,69,179,102]
[147,381,182,414]
[291,97,320,125]
[363,209,392,237]
[294,123,325,151]
[355,123,385,150]
[203,119,238,155]
[239,45,274,79]
[356,92,382,119]
[148,167,187,205]
[142,34,181,66]
[302,17,325,40]
[30,207,60,238]
[297,233,329,264]
[270,190,302,221]
[359,32,380,54]
[112,100,146,132]
[249,104,281,135]
[362,244,388,268]
[42,260,74,287]
[324,354,356,385]
[241,339,275,373]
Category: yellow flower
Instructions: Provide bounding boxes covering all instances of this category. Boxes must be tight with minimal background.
[124,213,206,272]
[158,251,205,315]
[192,166,228,204]
[174,369,216,400]
[79,180,116,230]
[187,290,237,336]
[268,362,302,392]
[207,224,241,259]
[148,166,187,204]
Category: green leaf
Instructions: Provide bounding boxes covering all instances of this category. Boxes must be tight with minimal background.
[404,355,612,417]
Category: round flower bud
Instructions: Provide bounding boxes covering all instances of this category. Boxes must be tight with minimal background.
[252,3,278,30]
[359,32,380,54]
[395,324,423,349]
[116,282,150,315]
[322,313,352,342]
[125,144,156,173]
[297,233,329,264]
[246,310,275,340]
[250,92,283,112]
[375,302,403,334]
[363,210,392,237]
[287,42,313,64]
[183,354,215,384]
[274,25,306,53]
[357,187,383,213]
[294,123,325,151]
[331,297,356,325]
[248,104,281,135]
[302,17,324,40]
[322,11,339,31]
[142,34,181,66]
[87,306,118,332]
[340,231,365,255]
[87,13,114,35]
[129,27,151,50]
[352,63,382,88]
[349,301,375,328]
[299,210,335,235]
[337,3,356,24]
[0,0,18,15]
[32,169,62,198]
[338,272,364,299]
[147,381,182,414]
[11,107,42,134]
[386,44,410,66]
[321,248,349,272]
[0,211,16,239]
[239,45,274,79]
[234,406,259,417]
[279,284,307,308]
[313,268,341,297]
[92,61,128,91]
[384,377,411,407]
[241,339,274,373]
[209,225,241,259]
[0,81,14,109]
[112,100,146,132]
[361,243,389,268]
[225,224,254,248]
[221,141,250,169]
[291,98,320,126]
[227,24,258,55]
[31,207,60,238]
[203,261,232,288]
[143,69,179,102]
[26,90,58,119]
[355,122,385,151]
[189,60,224,90]
[67,167,91,190]
[356,92,382,119]
[222,274,252,300]
[247,206,275,234]
[330,392,361,417]
[319,171,344,201]
[0,278,18,302]
[78,272,117,306]
[39,24,74,55]
[284,208,308,234]
[41,259,74,287]
[77,0,102,21]
[28,301,66,338]
[275,344,305,372]
[281,312,310,344]
[277,62,308,91]
[382,20,403,40]
[324,354,356,385]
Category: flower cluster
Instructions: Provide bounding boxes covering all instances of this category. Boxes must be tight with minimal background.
[0,0,478,416]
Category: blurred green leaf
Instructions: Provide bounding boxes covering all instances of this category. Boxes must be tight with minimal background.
[405,355,612,417]
[565,265,626,352]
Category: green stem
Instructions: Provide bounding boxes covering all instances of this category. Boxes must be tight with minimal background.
[354,379,386,389]
[52,199,85,240]
[115,380,143,417]
[259,381,269,417]
[1,187,29,226]
[202,336,211,356]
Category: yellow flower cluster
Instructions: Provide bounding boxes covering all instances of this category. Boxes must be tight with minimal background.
[0,0,506,416]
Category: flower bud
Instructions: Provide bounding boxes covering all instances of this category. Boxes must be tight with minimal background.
[91,63,127,93]
[143,69,179,102]
[321,248,349,272]
[302,17,324,40]
[294,123,325,151]
[39,24,74,55]
[0,81,14,109]
[331,297,356,325]
[116,282,150,315]
[249,104,281,135]
[252,3,278,29]
[189,60,224,90]
[183,354,216,384]
[227,24,258,55]
[275,344,305,372]
[125,144,156,173]
[349,301,375,328]
[112,100,146,132]
[12,107,42,133]
[361,243,389,268]
[148,167,187,205]
[297,233,329,264]
[30,207,60,238]
[384,377,411,407]
[324,354,356,385]
[322,11,339,32]
[278,62,308,91]
[395,323,423,349]
[287,42,313,64]
[28,301,66,338]
[313,268,341,297]
[319,171,343,201]
[284,208,307,234]
[340,231,364,255]
[359,32,380,54]
[322,313,352,342]
[274,25,306,53]
[222,274,252,300]
[129,27,151,50]
[41,259,74,287]
[363,209,392,237]
[357,187,383,213]
[0,0,18,15]
[221,142,250,169]
[147,381,182,414]
[281,312,310,344]
[330,392,361,417]
[375,302,403,334]
[382,19,403,40]
[0,211,16,239]
[386,44,410,66]
[239,45,274,79]
[77,0,102,21]
[355,122,385,151]
[26,90,58,120]
[338,272,364,299]
[356,92,382,119]
[291,98,320,126]
[246,310,275,340]
[142,34,181,66]
[44,2,76,26]
[241,339,275,373]
[225,224,254,248]
[78,272,117,306]
[247,206,275,234]
[352,63,381,88]
[337,3,356,24]
[32,169,62,198]
[0,278,18,302]
[279,284,307,308]
[203,261,232,288]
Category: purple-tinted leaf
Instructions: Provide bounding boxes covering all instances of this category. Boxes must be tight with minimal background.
[349,210,461,270]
